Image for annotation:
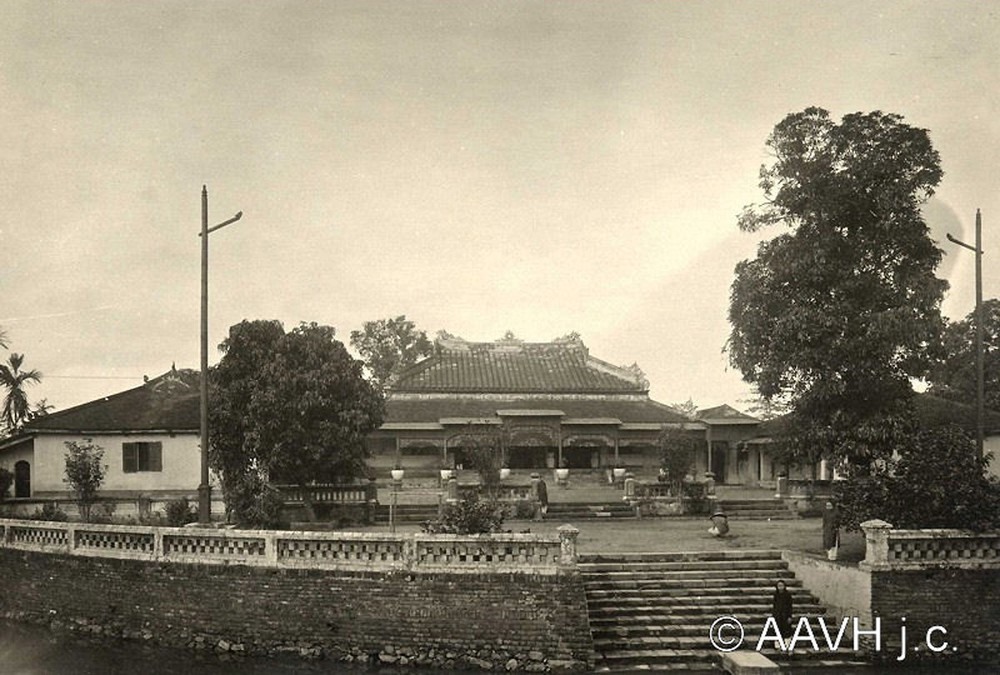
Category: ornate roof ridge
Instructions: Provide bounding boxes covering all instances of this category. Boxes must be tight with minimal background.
[434,330,589,356]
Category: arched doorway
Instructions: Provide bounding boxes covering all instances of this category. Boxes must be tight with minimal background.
[14,460,30,498]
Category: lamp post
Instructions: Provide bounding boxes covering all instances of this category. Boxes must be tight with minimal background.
[198,186,243,524]
[946,209,985,461]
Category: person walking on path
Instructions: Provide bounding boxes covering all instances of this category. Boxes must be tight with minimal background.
[822,500,841,561]
[536,475,549,517]
[771,580,794,641]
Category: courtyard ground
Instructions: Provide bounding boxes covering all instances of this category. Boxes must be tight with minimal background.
[347,515,866,564]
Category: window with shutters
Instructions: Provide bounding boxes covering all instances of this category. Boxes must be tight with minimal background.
[122,442,163,473]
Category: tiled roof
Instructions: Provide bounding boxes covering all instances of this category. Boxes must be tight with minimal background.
[391,335,645,394]
[698,404,759,424]
[24,367,200,433]
[385,396,689,425]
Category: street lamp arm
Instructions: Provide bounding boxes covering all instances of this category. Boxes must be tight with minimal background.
[946,232,980,253]
[200,211,243,237]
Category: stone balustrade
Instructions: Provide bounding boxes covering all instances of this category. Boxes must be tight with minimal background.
[860,518,1000,570]
[630,481,675,499]
[0,518,579,575]
[275,482,377,504]
[456,482,535,502]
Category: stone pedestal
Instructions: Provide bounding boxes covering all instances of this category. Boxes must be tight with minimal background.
[721,651,780,674]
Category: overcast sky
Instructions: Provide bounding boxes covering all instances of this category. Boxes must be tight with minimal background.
[2,1,998,413]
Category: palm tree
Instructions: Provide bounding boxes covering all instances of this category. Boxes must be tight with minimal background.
[0,353,42,431]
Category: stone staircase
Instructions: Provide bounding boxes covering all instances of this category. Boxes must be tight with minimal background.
[580,550,866,672]
[717,498,798,520]
[374,503,440,524]
[546,501,636,520]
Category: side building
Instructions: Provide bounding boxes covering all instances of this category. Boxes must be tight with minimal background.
[0,366,205,505]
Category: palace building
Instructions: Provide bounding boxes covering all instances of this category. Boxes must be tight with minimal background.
[367,333,713,476]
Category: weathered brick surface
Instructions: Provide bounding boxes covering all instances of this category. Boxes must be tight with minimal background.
[870,567,1000,666]
[0,549,593,670]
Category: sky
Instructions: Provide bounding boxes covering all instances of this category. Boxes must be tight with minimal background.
[2,0,999,414]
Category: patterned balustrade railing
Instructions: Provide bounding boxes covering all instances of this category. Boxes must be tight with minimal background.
[0,518,578,574]
[275,483,377,504]
[860,519,1000,570]
[456,483,535,502]
[631,482,675,499]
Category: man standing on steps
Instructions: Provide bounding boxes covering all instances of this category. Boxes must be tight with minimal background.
[537,475,549,517]
[822,500,840,561]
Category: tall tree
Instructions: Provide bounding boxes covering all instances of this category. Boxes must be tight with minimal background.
[349,315,432,388]
[728,108,947,471]
[929,298,1000,412]
[210,320,385,524]
[0,352,42,432]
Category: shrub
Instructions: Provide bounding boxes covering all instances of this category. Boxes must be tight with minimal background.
[222,474,286,529]
[89,501,117,524]
[164,497,197,527]
[508,498,539,520]
[63,439,106,522]
[658,426,700,495]
[31,502,68,521]
[836,426,1000,532]
[681,481,709,515]
[422,497,505,534]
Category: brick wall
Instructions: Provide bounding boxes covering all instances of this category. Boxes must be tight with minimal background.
[870,567,1000,665]
[0,549,593,671]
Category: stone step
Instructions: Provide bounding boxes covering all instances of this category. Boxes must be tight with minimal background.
[579,559,789,573]
[593,661,722,675]
[583,570,798,584]
[584,588,818,602]
[585,602,826,616]
[595,648,717,667]
[584,577,803,590]
[579,550,783,564]
[725,512,800,520]
[543,511,635,519]
[718,499,786,507]
[591,616,831,637]
[596,648,866,672]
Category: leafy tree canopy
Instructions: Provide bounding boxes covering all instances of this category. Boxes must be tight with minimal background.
[834,426,1000,531]
[728,108,948,468]
[209,320,385,525]
[928,298,1000,412]
[349,315,432,389]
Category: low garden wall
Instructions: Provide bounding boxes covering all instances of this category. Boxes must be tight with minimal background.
[0,519,593,671]
[781,551,872,625]
[853,520,1000,666]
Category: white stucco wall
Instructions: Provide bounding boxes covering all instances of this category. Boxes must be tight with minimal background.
[782,551,872,626]
[987,434,1000,479]
[27,433,203,497]
[0,442,34,472]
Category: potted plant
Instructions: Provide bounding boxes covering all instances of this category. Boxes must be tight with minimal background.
[554,457,569,482]
[612,459,627,482]
[390,462,405,482]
